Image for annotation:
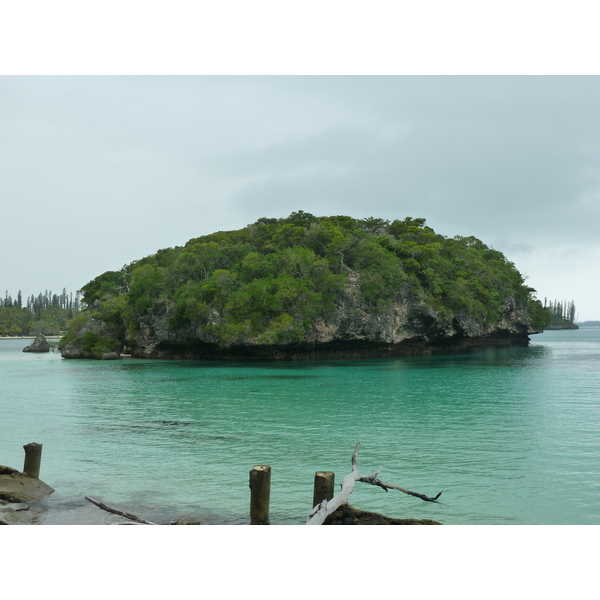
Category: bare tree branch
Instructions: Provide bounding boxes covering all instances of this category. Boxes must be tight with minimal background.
[85,495,158,525]
[307,443,443,525]
[358,474,443,503]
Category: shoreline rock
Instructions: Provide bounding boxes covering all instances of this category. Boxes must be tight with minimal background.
[22,333,50,353]
[323,504,442,525]
[0,466,55,525]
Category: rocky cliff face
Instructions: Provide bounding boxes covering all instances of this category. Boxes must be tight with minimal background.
[61,272,540,361]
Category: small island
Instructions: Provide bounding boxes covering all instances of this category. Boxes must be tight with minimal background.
[22,333,50,353]
[543,299,579,330]
[59,212,550,360]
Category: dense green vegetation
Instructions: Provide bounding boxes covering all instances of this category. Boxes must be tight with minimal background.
[544,299,579,329]
[57,312,123,357]
[0,289,81,336]
[62,212,549,350]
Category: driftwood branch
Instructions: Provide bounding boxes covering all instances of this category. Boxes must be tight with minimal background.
[358,474,444,502]
[85,495,158,525]
[307,443,442,525]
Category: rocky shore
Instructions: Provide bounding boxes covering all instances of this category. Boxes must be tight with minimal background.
[0,465,55,525]
[324,504,441,525]
[0,469,440,525]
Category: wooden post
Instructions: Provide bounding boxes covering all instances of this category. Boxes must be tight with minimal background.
[313,471,335,508]
[249,465,271,525]
[23,443,43,478]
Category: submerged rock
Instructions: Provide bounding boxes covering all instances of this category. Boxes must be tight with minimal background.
[22,333,50,353]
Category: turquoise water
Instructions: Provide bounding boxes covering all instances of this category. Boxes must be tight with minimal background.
[2,329,600,524]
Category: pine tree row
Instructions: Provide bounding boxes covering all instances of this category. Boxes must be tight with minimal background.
[1,288,81,312]
[0,288,81,336]
[543,298,579,329]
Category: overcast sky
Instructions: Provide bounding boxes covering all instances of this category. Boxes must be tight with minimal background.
[2,76,599,320]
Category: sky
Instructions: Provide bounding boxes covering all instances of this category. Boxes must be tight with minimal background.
[2,75,599,319]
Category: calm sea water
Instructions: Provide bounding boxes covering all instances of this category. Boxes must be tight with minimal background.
[1,329,599,525]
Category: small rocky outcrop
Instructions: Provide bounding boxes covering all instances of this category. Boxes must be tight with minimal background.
[22,333,50,353]
[0,466,55,525]
[0,469,55,503]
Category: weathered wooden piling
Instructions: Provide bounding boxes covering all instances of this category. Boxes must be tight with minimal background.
[249,465,271,525]
[313,471,335,508]
[23,442,43,478]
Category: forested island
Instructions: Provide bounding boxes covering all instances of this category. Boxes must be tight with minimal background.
[58,212,550,360]
[0,289,81,337]
[543,299,579,329]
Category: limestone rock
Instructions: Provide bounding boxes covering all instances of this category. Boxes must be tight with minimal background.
[22,333,50,353]
[60,272,541,360]
[0,468,54,524]
[0,471,55,503]
[119,284,537,359]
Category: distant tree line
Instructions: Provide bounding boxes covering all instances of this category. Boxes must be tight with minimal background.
[0,288,81,336]
[543,298,579,329]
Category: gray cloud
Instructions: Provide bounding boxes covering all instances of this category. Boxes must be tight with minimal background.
[2,76,599,319]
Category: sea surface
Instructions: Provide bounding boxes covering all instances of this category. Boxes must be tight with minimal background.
[2,329,600,525]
